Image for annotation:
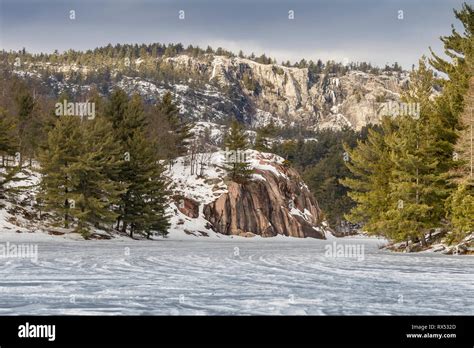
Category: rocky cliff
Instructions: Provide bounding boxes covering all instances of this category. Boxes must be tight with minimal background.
[203,163,323,238]
[167,150,327,239]
[10,53,408,130]
[165,55,408,130]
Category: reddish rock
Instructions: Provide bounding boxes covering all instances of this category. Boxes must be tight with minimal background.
[177,197,200,218]
[203,163,325,239]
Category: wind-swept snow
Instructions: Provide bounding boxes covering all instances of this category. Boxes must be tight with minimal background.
[0,236,472,315]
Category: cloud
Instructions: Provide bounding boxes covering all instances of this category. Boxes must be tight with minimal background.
[0,0,467,68]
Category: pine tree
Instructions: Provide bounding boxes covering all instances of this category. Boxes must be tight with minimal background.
[429,4,473,128]
[119,129,170,238]
[341,117,395,237]
[156,92,191,158]
[38,116,84,230]
[223,120,253,183]
[106,91,170,238]
[0,109,21,204]
[254,129,269,152]
[14,86,39,164]
[445,183,474,243]
[105,89,129,132]
[430,3,474,242]
[38,115,124,236]
[342,5,474,245]
[447,77,474,243]
[380,59,451,245]
[69,118,125,236]
[456,78,474,181]
[254,123,276,152]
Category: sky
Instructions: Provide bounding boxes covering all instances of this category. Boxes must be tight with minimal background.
[0,0,469,69]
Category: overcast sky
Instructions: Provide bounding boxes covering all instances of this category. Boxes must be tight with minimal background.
[0,0,468,69]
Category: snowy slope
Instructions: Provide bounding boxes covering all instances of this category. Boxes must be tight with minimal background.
[166,150,291,239]
[0,151,326,241]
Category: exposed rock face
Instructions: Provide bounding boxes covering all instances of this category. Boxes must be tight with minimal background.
[203,158,324,238]
[166,150,326,238]
[176,197,200,218]
[164,55,408,130]
[15,54,408,130]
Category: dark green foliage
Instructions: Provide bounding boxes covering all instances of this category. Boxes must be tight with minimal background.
[38,115,124,236]
[0,109,21,204]
[106,91,170,238]
[254,123,277,152]
[224,120,253,183]
[155,92,192,159]
[242,73,259,94]
[272,127,365,228]
[38,89,170,238]
[342,3,474,244]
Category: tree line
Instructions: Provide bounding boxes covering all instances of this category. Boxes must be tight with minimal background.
[0,77,191,238]
[342,4,473,246]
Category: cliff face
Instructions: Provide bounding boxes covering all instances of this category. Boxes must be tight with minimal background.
[203,161,323,238]
[167,150,326,239]
[164,55,408,130]
[13,53,408,130]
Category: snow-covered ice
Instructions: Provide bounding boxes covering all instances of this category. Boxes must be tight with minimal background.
[0,236,472,315]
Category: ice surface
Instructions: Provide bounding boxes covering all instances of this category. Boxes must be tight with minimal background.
[0,236,472,315]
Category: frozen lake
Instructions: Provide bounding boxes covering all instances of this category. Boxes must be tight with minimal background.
[0,236,473,315]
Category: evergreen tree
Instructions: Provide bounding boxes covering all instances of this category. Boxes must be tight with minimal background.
[106,91,170,237]
[456,76,473,181]
[155,92,191,159]
[14,86,39,164]
[445,183,474,243]
[302,128,359,229]
[38,116,84,230]
[342,4,474,245]
[254,123,277,152]
[379,60,450,245]
[105,89,129,131]
[254,127,270,152]
[430,3,474,242]
[429,3,473,129]
[38,115,124,236]
[119,129,170,238]
[0,109,21,204]
[254,130,269,152]
[341,118,395,237]
[447,77,474,243]
[223,120,253,183]
[69,118,125,236]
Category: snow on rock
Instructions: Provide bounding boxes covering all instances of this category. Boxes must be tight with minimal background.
[12,53,410,130]
[166,150,327,239]
[0,151,330,241]
[190,122,227,147]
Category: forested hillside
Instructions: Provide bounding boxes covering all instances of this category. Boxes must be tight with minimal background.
[0,4,472,252]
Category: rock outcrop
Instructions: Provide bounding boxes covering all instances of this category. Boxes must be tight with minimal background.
[176,197,200,218]
[164,55,408,130]
[203,163,324,238]
[167,150,326,239]
[13,53,408,131]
